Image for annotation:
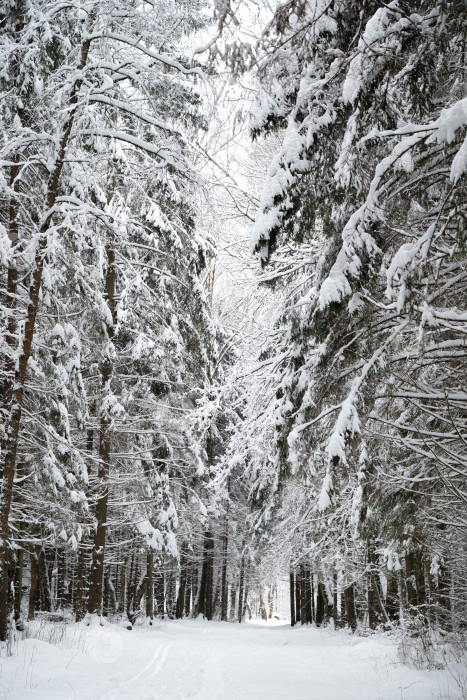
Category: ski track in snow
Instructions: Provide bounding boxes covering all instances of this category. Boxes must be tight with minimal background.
[1,619,464,700]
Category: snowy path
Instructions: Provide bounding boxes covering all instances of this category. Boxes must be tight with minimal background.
[1,619,463,699]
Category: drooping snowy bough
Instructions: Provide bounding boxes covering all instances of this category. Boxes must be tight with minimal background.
[227,0,467,631]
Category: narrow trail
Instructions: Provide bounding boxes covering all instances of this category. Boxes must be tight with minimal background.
[1,620,461,699]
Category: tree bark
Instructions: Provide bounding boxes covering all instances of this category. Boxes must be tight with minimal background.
[305,568,313,625]
[125,550,136,623]
[424,559,437,625]
[205,535,214,621]
[414,550,427,619]
[220,519,228,621]
[154,570,164,617]
[405,552,417,614]
[315,581,325,626]
[290,572,296,627]
[28,550,38,621]
[242,584,249,620]
[368,543,378,630]
[333,572,338,627]
[74,545,86,622]
[146,549,154,621]
[344,584,357,631]
[56,549,65,612]
[118,555,127,614]
[311,574,315,622]
[295,571,301,624]
[230,586,236,621]
[0,0,26,639]
[299,565,307,624]
[13,549,23,627]
[175,552,186,619]
[386,571,399,621]
[38,549,51,612]
[87,229,116,616]
[166,572,177,619]
[184,567,192,617]
[238,555,245,623]
[268,584,275,619]
[438,561,451,630]
[198,531,214,620]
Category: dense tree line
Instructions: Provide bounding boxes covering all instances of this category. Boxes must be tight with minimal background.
[0,0,251,640]
[222,0,467,634]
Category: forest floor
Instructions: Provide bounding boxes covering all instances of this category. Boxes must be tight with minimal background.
[1,617,466,700]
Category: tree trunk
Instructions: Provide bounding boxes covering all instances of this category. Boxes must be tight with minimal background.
[438,561,451,630]
[367,543,378,630]
[56,549,65,612]
[311,574,315,622]
[166,572,177,619]
[305,568,313,625]
[414,550,427,619]
[424,559,437,626]
[28,550,38,621]
[74,545,87,622]
[242,584,249,620]
[103,570,110,616]
[386,571,399,621]
[238,555,245,623]
[220,520,228,621]
[1,159,20,429]
[175,554,186,619]
[290,572,296,626]
[295,571,301,624]
[405,552,417,615]
[198,531,214,620]
[155,571,164,617]
[299,565,307,624]
[197,561,206,617]
[74,411,94,621]
[38,549,51,612]
[125,550,136,623]
[146,550,154,621]
[118,556,127,614]
[87,229,116,617]
[184,567,192,617]
[0,0,24,637]
[344,584,357,632]
[230,586,236,620]
[333,572,338,627]
[13,549,23,627]
[108,571,118,613]
[205,535,214,621]
[268,585,275,619]
[212,575,220,619]
[315,581,325,626]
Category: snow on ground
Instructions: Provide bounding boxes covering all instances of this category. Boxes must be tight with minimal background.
[1,618,465,700]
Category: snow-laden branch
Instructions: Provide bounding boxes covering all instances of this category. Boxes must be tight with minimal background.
[88,31,205,77]
[87,94,184,139]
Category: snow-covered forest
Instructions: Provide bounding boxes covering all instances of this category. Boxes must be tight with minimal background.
[1,0,467,697]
